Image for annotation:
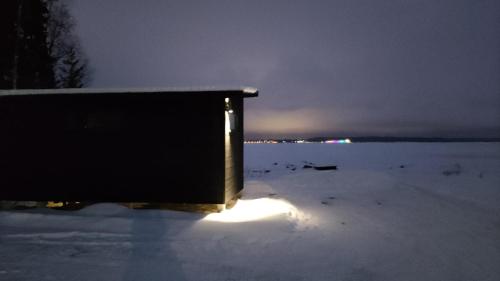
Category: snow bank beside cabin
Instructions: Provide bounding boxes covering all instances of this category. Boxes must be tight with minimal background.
[1,143,499,281]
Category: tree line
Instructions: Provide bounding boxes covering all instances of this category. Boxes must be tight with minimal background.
[0,0,90,89]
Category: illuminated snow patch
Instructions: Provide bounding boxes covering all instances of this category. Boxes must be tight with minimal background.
[204,198,299,223]
[242,87,258,94]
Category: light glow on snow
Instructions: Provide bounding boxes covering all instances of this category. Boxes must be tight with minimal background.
[204,198,298,223]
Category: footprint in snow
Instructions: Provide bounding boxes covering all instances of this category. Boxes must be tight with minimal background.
[321,196,337,205]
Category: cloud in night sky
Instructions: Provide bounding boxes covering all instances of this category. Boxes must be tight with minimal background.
[70,0,500,138]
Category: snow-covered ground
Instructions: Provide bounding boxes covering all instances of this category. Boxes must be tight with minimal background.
[1,143,499,281]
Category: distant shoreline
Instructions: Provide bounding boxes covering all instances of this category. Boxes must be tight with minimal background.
[245,137,500,143]
[332,137,500,143]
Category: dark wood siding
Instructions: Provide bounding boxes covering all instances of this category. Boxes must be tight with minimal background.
[0,93,227,204]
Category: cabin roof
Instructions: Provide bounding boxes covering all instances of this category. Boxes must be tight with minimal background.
[0,87,258,98]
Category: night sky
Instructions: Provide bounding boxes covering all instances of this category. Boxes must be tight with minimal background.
[70,0,500,138]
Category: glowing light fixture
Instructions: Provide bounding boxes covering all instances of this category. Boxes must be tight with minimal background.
[225,110,231,135]
[204,198,298,223]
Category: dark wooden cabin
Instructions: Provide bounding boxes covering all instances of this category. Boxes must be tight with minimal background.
[0,87,258,208]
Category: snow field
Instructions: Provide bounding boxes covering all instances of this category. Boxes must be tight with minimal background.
[1,143,499,281]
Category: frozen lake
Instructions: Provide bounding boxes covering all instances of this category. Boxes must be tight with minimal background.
[1,143,499,281]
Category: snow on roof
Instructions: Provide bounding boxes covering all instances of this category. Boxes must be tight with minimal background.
[0,87,259,98]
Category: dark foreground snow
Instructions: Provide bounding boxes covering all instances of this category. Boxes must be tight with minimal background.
[1,143,499,281]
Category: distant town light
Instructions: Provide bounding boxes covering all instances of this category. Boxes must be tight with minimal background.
[46,201,64,208]
[324,138,352,144]
[244,140,279,144]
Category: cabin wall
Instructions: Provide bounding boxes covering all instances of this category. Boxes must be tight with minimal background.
[224,96,244,203]
[0,93,226,204]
